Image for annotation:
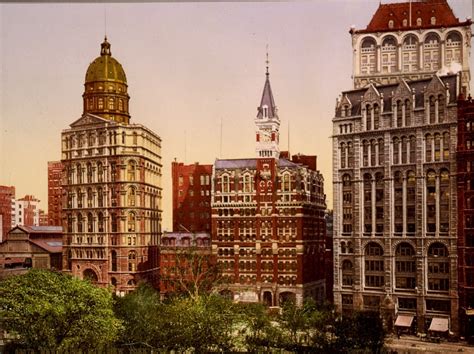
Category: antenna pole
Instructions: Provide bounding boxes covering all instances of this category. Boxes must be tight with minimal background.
[184,130,187,163]
[104,5,107,37]
[220,117,223,158]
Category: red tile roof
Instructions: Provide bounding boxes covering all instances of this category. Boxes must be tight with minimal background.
[354,0,470,34]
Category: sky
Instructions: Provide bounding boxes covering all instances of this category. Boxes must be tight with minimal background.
[0,0,472,230]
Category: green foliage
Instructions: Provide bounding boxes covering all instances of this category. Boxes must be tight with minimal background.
[0,269,122,350]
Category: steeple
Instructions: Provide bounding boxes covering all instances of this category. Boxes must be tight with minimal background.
[255,48,281,159]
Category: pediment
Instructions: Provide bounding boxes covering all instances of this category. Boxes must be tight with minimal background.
[70,114,110,128]
[392,80,412,100]
[362,84,380,103]
[340,94,352,108]
[425,75,446,96]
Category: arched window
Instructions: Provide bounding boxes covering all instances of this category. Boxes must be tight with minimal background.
[111,251,118,271]
[363,173,372,234]
[97,162,103,182]
[409,136,416,163]
[348,142,354,167]
[363,140,370,167]
[243,174,252,193]
[395,243,416,289]
[373,104,380,130]
[405,99,412,126]
[342,260,354,286]
[342,174,353,234]
[439,169,450,233]
[402,35,418,72]
[340,142,347,168]
[365,105,372,131]
[417,17,422,26]
[381,36,397,73]
[108,98,114,110]
[371,140,377,166]
[378,139,384,165]
[365,242,384,288]
[375,173,384,234]
[401,136,408,164]
[424,33,440,70]
[428,243,449,291]
[406,171,416,233]
[443,132,450,160]
[128,186,136,207]
[111,213,118,233]
[445,31,462,65]
[67,214,73,233]
[87,212,93,233]
[426,170,437,233]
[98,212,104,233]
[429,96,436,124]
[434,133,441,161]
[128,212,136,232]
[222,174,230,193]
[361,37,376,74]
[77,164,83,184]
[438,94,445,122]
[97,187,103,207]
[118,99,124,111]
[396,100,403,127]
[127,161,136,181]
[87,187,93,208]
[77,213,83,233]
[394,171,403,234]
[77,188,83,208]
[425,134,433,162]
[128,251,137,272]
[98,98,104,109]
[393,137,400,164]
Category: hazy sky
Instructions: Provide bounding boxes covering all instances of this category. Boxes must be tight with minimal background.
[0,1,472,230]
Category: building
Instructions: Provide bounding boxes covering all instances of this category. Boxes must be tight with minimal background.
[159,232,212,297]
[0,186,15,242]
[48,161,63,226]
[350,0,471,95]
[172,161,212,233]
[325,209,334,303]
[332,0,471,335]
[39,210,48,226]
[212,65,327,306]
[61,37,162,294]
[0,225,62,279]
[15,195,40,227]
[456,94,474,338]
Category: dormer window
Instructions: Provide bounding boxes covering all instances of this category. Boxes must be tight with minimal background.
[388,20,394,29]
[403,19,408,27]
[263,105,268,118]
[416,18,422,26]
[431,17,436,25]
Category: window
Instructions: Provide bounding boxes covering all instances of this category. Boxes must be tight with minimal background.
[425,134,433,162]
[406,171,416,233]
[128,251,137,272]
[395,243,416,289]
[424,33,440,71]
[426,170,436,233]
[375,173,384,234]
[87,212,93,233]
[402,35,418,72]
[393,137,400,164]
[111,251,117,272]
[77,213,83,233]
[428,243,449,291]
[128,212,136,232]
[363,174,372,234]
[222,175,230,193]
[108,98,114,110]
[243,174,252,193]
[409,136,416,163]
[342,174,353,234]
[342,260,354,286]
[87,188,93,208]
[97,187,103,207]
[340,142,346,168]
[365,105,372,131]
[97,162,103,182]
[365,243,384,288]
[128,186,136,207]
[439,170,449,233]
[445,31,462,66]
[98,212,104,232]
[381,36,397,73]
[360,37,376,74]
[98,98,104,109]
[363,140,369,167]
[111,213,118,233]
[128,161,136,181]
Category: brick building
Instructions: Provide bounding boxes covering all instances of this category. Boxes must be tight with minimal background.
[159,232,212,297]
[212,65,327,306]
[172,161,212,233]
[0,186,15,242]
[61,37,162,294]
[457,95,474,338]
[48,161,63,226]
[332,0,471,335]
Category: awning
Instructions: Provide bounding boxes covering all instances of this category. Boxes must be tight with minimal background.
[429,317,449,332]
[395,314,414,327]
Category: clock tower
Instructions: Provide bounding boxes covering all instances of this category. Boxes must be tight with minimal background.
[255,56,280,159]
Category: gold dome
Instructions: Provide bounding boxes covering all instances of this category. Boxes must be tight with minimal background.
[85,37,127,84]
[82,37,131,125]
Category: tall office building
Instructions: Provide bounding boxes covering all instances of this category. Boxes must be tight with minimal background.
[61,37,162,293]
[333,0,471,335]
[48,161,63,226]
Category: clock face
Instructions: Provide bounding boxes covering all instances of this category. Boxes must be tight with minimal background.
[261,130,271,142]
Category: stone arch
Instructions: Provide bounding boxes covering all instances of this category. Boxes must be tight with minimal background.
[83,268,99,283]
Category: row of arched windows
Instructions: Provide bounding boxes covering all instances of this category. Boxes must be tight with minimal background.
[66,160,137,184]
[67,211,138,234]
[341,242,450,291]
[360,31,462,74]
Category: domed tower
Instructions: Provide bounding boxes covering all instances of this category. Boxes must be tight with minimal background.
[83,37,130,124]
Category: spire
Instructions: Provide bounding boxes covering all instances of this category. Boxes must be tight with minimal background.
[101,36,111,56]
[257,47,278,120]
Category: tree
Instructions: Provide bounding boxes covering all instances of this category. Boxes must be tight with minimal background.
[161,245,222,300]
[0,269,122,350]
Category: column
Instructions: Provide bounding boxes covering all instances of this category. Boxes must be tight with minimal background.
[377,45,381,73]
[440,40,445,69]
[375,143,379,167]
[397,43,402,72]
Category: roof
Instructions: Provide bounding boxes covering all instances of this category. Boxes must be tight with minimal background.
[29,239,63,253]
[214,158,300,170]
[340,74,457,116]
[15,225,63,234]
[85,37,127,84]
[355,0,469,34]
[256,72,278,119]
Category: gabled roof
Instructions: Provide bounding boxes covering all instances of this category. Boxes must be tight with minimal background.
[256,73,278,119]
[354,0,469,34]
[9,225,62,235]
[29,239,63,253]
